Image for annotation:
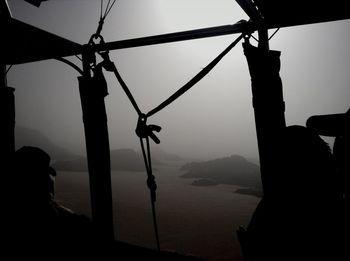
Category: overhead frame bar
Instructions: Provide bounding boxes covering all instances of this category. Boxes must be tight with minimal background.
[89,21,253,54]
[4,19,254,65]
[4,0,350,64]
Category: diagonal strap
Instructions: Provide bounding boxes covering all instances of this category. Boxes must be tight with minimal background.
[146,33,244,117]
[105,33,244,119]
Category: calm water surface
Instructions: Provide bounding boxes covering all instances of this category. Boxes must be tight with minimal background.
[55,161,259,261]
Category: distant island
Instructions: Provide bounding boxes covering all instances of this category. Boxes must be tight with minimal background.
[15,125,185,173]
[180,155,263,197]
[191,179,218,187]
[15,126,77,161]
[235,188,263,198]
[149,147,184,162]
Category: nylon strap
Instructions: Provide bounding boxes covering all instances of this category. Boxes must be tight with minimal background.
[111,66,143,116]
[146,33,244,117]
[140,136,160,250]
[109,33,244,119]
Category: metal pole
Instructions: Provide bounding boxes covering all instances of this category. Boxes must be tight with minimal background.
[79,45,114,242]
[0,64,15,161]
[258,26,269,51]
[244,26,286,195]
[90,22,252,53]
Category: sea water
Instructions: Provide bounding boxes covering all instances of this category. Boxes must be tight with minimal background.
[55,161,259,261]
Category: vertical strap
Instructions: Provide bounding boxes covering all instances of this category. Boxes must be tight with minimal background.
[140,137,160,250]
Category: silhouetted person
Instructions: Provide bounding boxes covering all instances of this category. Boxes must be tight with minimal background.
[307,108,350,260]
[239,125,341,261]
[6,146,97,255]
[306,108,350,204]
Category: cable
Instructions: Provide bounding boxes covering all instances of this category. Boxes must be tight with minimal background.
[93,0,117,38]
[103,0,111,19]
[5,65,13,75]
[75,55,82,62]
[101,0,117,21]
[103,0,117,21]
[250,34,259,43]
[110,65,142,116]
[55,57,83,75]
[100,0,103,20]
[269,27,280,40]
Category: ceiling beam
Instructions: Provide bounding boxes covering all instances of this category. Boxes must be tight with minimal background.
[90,20,253,53]
[235,0,263,23]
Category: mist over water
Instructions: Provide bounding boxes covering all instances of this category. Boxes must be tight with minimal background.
[55,160,260,261]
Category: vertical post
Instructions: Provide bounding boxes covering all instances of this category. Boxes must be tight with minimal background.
[79,45,114,242]
[257,26,269,51]
[0,64,15,163]
[244,26,286,195]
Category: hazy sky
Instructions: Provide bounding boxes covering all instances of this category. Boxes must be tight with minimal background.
[6,0,350,160]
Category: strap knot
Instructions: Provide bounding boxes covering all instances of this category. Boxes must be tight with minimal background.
[147,175,157,202]
[135,115,162,144]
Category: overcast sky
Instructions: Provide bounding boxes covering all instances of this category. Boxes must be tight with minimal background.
[6,0,350,160]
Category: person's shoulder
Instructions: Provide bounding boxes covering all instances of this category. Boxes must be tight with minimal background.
[50,202,98,244]
[51,201,91,225]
